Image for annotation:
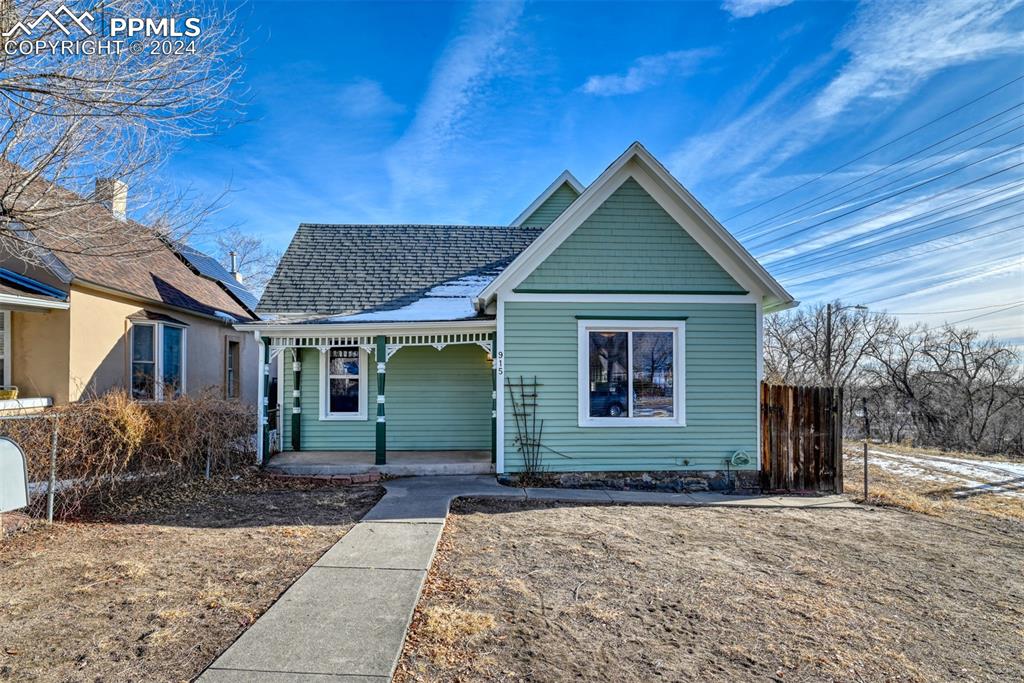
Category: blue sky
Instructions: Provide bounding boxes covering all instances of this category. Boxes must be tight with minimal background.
[170,0,1024,341]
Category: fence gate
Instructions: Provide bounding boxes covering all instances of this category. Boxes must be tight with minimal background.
[760,384,843,493]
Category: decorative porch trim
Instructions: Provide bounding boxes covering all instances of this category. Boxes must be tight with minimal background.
[267,330,495,358]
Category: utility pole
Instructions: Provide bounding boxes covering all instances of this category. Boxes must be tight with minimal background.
[823,302,868,387]
[825,303,833,386]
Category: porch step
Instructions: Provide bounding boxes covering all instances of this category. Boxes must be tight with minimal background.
[264,450,494,477]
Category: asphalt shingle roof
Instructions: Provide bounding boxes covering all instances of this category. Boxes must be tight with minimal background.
[258,224,544,317]
[1,167,253,321]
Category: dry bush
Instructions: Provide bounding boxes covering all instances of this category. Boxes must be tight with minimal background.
[0,390,255,519]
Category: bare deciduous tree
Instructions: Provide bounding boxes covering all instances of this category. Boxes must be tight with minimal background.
[213,228,280,295]
[766,301,1024,455]
[0,0,243,262]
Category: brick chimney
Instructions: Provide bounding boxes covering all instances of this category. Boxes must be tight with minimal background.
[95,178,128,221]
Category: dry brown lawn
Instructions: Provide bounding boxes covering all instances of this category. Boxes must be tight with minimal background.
[0,473,382,682]
[398,499,1023,683]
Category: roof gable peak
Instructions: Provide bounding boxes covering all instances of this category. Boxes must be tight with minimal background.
[510,170,585,227]
[481,142,795,310]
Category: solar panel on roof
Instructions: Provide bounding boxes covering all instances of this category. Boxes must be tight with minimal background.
[175,244,260,311]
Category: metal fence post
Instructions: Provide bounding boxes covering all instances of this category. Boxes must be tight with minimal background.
[47,417,59,524]
[863,440,868,501]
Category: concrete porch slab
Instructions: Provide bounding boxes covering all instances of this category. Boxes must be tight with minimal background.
[265,450,493,476]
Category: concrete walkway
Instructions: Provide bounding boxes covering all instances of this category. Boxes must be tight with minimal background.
[198,476,857,682]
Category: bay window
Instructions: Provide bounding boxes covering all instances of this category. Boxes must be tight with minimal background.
[130,321,186,400]
[577,320,685,427]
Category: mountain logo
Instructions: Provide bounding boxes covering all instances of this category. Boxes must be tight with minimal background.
[2,4,94,38]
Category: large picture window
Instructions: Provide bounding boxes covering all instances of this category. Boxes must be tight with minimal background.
[320,347,367,420]
[577,320,684,427]
[130,322,186,400]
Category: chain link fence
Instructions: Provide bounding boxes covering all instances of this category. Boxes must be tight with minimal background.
[0,390,256,521]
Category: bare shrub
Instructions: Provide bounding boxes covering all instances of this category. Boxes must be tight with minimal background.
[0,390,255,519]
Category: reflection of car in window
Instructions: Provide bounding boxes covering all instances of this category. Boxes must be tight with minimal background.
[590,382,628,417]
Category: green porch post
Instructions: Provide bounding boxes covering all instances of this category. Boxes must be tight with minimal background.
[375,335,387,465]
[291,351,301,451]
[261,337,271,461]
[490,332,497,464]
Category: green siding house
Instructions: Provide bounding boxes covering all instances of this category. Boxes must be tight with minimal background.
[238,143,794,479]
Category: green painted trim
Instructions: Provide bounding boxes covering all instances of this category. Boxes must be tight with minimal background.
[575,315,689,321]
[490,331,497,464]
[261,337,271,461]
[375,335,387,465]
[291,351,301,451]
[513,288,750,295]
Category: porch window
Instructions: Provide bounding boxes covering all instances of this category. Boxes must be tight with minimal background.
[320,347,367,420]
[577,320,685,427]
[130,322,186,400]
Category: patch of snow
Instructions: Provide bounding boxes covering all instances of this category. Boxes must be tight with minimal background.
[866,449,1024,498]
[214,310,239,323]
[322,273,495,323]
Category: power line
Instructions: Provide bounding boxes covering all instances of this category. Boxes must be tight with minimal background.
[722,73,1024,222]
[785,223,1024,287]
[768,191,1024,276]
[949,301,1024,325]
[766,177,1024,271]
[885,300,1024,315]
[736,102,1024,237]
[862,253,1024,304]
[748,153,1024,252]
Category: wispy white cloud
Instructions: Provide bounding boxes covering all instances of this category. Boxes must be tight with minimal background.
[335,79,405,119]
[812,0,1024,122]
[676,0,1024,186]
[721,0,794,19]
[386,1,524,211]
[581,48,718,96]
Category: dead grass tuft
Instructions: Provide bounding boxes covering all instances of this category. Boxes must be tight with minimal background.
[416,606,496,666]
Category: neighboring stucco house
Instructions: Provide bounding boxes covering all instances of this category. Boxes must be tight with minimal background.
[0,176,260,412]
[240,143,795,478]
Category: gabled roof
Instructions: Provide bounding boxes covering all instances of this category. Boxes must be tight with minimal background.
[257,224,543,317]
[510,170,585,227]
[480,142,796,311]
[173,242,260,314]
[1,171,254,322]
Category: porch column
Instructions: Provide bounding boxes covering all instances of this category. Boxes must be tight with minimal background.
[375,335,387,465]
[490,332,497,464]
[291,350,302,451]
[261,337,271,463]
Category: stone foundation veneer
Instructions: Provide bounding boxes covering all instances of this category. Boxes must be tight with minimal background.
[499,469,760,494]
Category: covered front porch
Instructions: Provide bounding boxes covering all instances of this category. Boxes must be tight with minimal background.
[248,320,499,474]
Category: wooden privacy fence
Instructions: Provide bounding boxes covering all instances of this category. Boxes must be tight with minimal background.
[760,384,843,493]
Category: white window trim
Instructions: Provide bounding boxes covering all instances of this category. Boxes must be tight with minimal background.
[130,321,187,401]
[318,346,368,421]
[577,319,685,428]
[1,310,10,388]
